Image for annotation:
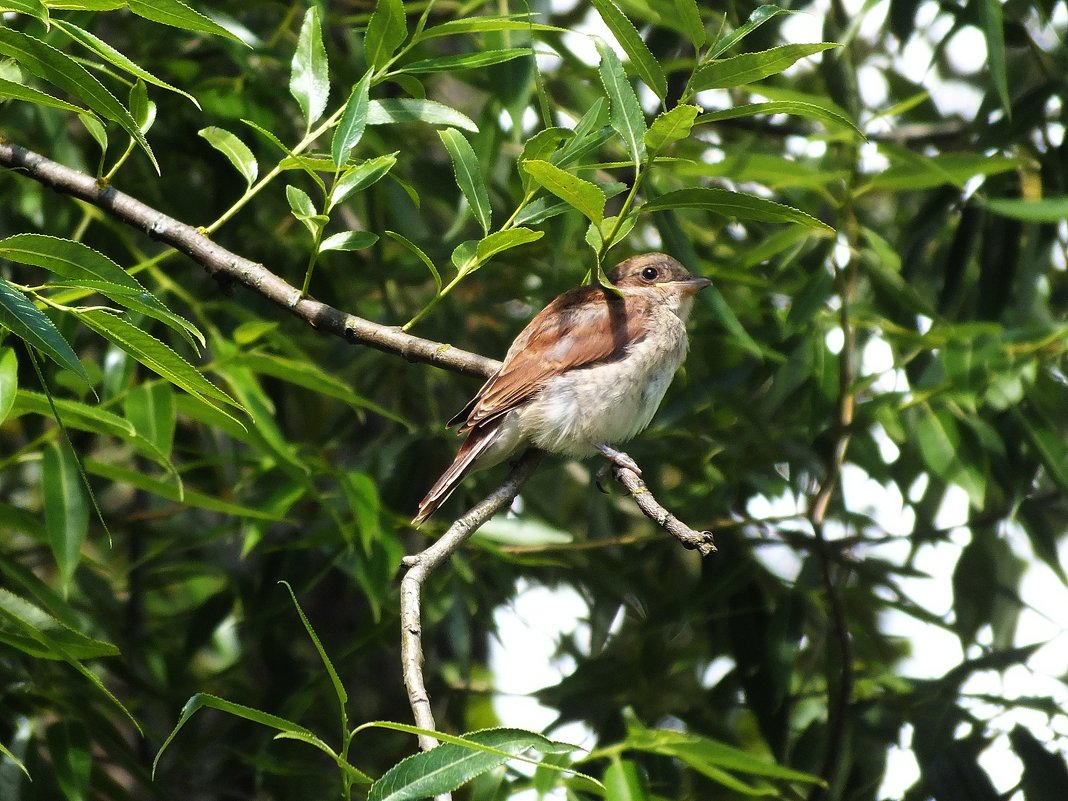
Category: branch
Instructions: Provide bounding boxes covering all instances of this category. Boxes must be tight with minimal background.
[0,138,498,381]
[610,466,717,556]
[399,450,543,752]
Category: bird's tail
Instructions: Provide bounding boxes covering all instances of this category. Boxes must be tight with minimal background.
[412,426,500,526]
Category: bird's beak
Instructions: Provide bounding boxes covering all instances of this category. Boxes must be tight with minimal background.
[676,275,712,296]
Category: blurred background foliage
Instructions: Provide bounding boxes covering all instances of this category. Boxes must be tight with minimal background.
[2,0,1068,799]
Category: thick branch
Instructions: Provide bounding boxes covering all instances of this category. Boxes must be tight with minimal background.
[399,450,543,751]
[0,138,498,380]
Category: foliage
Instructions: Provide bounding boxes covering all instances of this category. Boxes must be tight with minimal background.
[2,0,1068,800]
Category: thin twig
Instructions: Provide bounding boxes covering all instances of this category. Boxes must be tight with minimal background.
[0,138,498,381]
[610,466,717,556]
[400,451,543,752]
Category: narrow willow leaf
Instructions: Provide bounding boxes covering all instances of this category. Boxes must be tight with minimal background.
[642,187,833,231]
[330,153,398,208]
[43,442,89,592]
[128,79,153,132]
[984,197,1068,223]
[413,16,565,42]
[366,98,478,132]
[591,0,667,99]
[697,100,863,138]
[0,76,88,114]
[279,580,348,718]
[125,382,176,457]
[368,728,573,801]
[153,693,314,778]
[977,0,1010,118]
[0,278,89,385]
[320,231,379,252]
[13,390,135,438]
[604,759,647,801]
[0,586,119,660]
[127,0,239,41]
[386,231,441,291]
[0,0,48,25]
[473,228,544,264]
[364,0,407,69]
[0,27,157,171]
[77,309,239,409]
[439,128,492,234]
[0,234,204,348]
[596,39,646,165]
[692,43,839,91]
[644,104,699,152]
[286,185,324,235]
[674,0,705,49]
[0,347,16,424]
[52,20,200,107]
[199,126,258,188]
[331,71,372,168]
[85,460,279,519]
[290,6,329,128]
[522,160,606,224]
[400,48,530,74]
[707,4,791,58]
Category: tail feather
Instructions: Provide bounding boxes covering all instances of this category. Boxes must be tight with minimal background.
[412,425,500,526]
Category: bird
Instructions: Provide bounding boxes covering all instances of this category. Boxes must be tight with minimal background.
[413,252,710,526]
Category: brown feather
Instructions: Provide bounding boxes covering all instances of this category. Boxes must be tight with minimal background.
[412,423,501,526]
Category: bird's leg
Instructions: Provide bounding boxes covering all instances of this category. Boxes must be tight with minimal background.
[595,461,613,493]
[595,443,642,475]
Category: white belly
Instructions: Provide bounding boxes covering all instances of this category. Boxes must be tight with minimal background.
[515,315,689,456]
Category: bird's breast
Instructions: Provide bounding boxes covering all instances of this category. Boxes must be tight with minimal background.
[517,313,690,456]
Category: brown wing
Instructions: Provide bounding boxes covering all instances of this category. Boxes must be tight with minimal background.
[454,286,651,433]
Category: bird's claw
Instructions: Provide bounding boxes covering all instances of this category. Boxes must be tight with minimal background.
[595,443,642,475]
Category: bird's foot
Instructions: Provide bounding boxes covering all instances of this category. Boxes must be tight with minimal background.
[595,461,613,493]
[595,443,642,475]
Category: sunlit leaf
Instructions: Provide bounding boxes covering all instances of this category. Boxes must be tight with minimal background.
[289,6,329,127]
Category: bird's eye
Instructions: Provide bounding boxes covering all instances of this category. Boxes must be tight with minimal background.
[641,266,659,281]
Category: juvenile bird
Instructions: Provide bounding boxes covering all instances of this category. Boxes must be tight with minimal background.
[413,252,709,526]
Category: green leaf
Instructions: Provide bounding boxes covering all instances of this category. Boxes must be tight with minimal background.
[331,71,372,168]
[43,441,89,592]
[673,0,705,49]
[0,277,89,385]
[642,188,833,231]
[522,160,606,224]
[199,126,258,188]
[0,586,118,660]
[85,459,281,520]
[0,0,48,25]
[366,98,478,132]
[154,692,315,778]
[125,382,176,457]
[320,231,379,252]
[644,104,699,152]
[46,722,91,801]
[286,184,322,235]
[0,234,204,348]
[439,128,492,234]
[330,153,398,208]
[364,0,407,69]
[280,580,348,722]
[400,48,530,74]
[0,347,17,425]
[367,728,574,801]
[0,27,158,171]
[473,228,544,264]
[692,43,839,91]
[11,390,133,439]
[863,151,1023,191]
[0,76,89,114]
[591,0,667,99]
[977,0,1010,118]
[76,309,239,409]
[697,100,863,138]
[604,758,648,801]
[290,6,329,127]
[52,20,200,107]
[386,231,441,292]
[413,16,565,42]
[597,39,646,165]
[984,197,1068,223]
[127,0,239,41]
[708,4,792,58]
